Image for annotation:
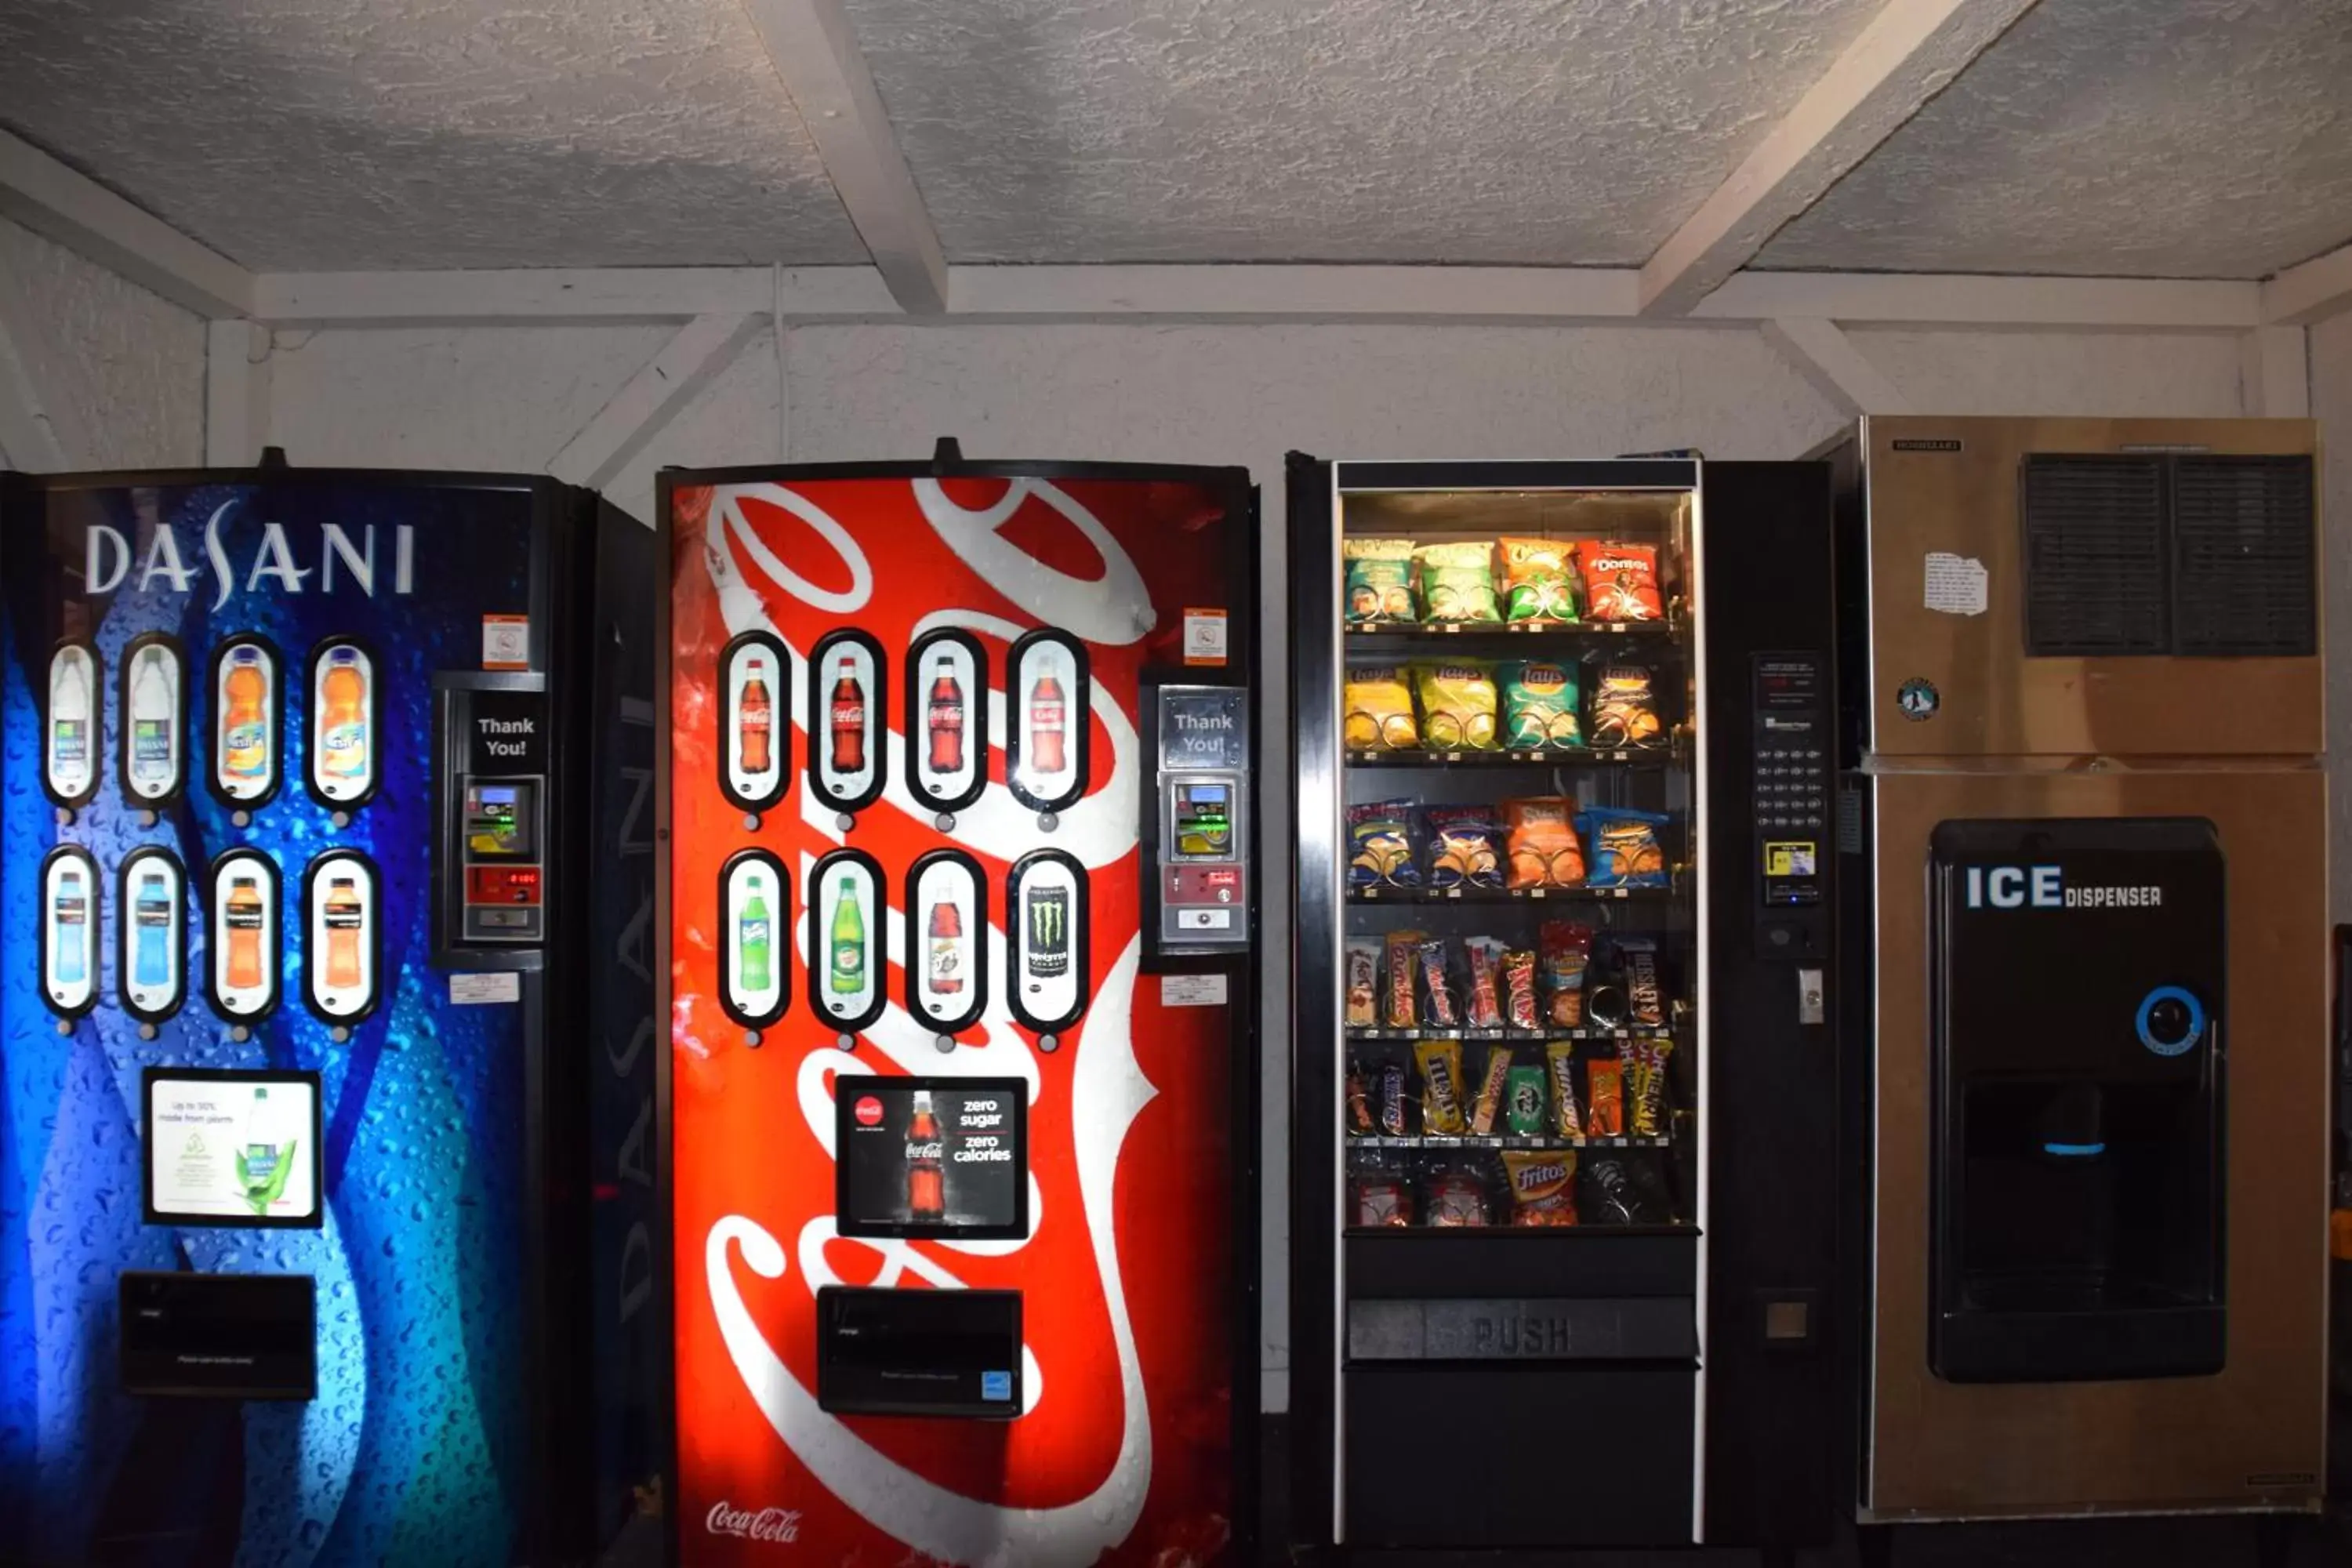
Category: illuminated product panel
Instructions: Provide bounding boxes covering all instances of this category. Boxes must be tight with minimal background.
[664,461,1258,1566]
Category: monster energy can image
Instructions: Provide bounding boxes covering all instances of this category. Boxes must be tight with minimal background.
[1025,884,1071,979]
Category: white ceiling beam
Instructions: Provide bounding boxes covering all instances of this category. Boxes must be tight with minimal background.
[1694,270,2259,329]
[1639,0,2042,317]
[1761,318,1912,415]
[739,0,949,316]
[947,264,1641,321]
[548,313,766,491]
[205,321,274,466]
[250,267,898,328]
[0,248,76,470]
[0,128,254,320]
[2261,240,2352,327]
[2239,325,2309,419]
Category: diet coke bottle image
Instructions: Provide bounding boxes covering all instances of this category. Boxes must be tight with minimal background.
[906,1090,945,1221]
[829,657,866,774]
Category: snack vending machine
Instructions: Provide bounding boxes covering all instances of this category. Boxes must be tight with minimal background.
[662,456,1260,1565]
[1287,456,1842,1552]
[0,464,659,1566]
[1830,416,2328,1523]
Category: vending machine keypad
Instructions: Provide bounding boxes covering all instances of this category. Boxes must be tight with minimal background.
[1752,653,1829,956]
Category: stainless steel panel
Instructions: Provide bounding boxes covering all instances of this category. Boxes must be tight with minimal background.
[1861,766,2328,1520]
[1859,416,2321,760]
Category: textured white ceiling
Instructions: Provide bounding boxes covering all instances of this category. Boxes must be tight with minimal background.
[0,0,866,270]
[840,0,1885,264]
[1758,0,2352,279]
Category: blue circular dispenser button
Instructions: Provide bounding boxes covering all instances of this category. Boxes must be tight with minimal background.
[2136,986,2205,1057]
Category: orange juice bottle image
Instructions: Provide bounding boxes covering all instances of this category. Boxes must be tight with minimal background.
[324,877,364,990]
[321,648,368,783]
[225,876,265,991]
[221,646,269,784]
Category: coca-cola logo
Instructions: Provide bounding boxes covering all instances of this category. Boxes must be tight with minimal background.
[707,1501,803,1544]
[853,1096,883,1127]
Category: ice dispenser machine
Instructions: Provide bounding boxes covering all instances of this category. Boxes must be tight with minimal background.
[1929,818,2224,1383]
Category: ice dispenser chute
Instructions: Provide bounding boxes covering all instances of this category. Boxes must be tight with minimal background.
[1928,818,2225,1383]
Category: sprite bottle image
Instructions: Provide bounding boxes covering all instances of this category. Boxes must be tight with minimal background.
[739,876,772,993]
[829,878,865,994]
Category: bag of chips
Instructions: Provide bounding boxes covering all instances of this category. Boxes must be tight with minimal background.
[1497,537,1578,622]
[1414,540,1501,622]
[1342,665,1419,751]
[1425,804,1504,890]
[1415,1038,1469,1135]
[1540,920,1593,1027]
[1588,663,1664,750]
[1575,539,1665,623]
[1501,1148,1579,1226]
[1499,659,1581,750]
[1468,1045,1514,1136]
[1544,1040,1584,1137]
[1411,662,1498,752]
[1580,807,1671,888]
[1424,1167,1490,1227]
[1343,537,1417,623]
[1345,936,1381,1028]
[1587,1052,1624,1138]
[1504,797,1585,889]
[1348,797,1421,888]
[1383,928,1421,1029]
[1464,937,1505,1029]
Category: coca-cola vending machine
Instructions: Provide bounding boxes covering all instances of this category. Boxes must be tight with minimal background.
[661,453,1261,1564]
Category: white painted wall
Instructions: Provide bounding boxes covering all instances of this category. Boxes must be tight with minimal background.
[0,213,205,470]
[2314,314,2352,923]
[248,314,2260,1409]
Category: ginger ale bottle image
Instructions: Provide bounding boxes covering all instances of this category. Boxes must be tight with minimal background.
[829,877,865,994]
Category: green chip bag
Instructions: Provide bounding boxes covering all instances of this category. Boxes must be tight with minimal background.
[1497,537,1579,622]
[1499,659,1582,750]
[1343,537,1417,623]
[1413,541,1501,623]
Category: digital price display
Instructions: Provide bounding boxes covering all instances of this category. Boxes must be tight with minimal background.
[835,1076,1027,1240]
[467,865,543,905]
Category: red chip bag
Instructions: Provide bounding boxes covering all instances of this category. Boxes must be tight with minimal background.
[1575,540,1665,623]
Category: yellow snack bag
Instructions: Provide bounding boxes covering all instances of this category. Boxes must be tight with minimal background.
[1341,665,1418,750]
[1410,661,1499,752]
[1414,1039,1469,1136]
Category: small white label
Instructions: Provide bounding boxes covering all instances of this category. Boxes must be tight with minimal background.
[1923,553,1987,616]
[482,615,530,670]
[450,971,521,1005]
[1160,972,1229,1007]
[1181,609,1229,666]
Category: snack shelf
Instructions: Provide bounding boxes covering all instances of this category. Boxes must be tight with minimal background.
[1344,745,1677,768]
[1349,1134,1671,1151]
[1344,619,1679,639]
[1345,1025,1674,1042]
[1344,1221,1699,1239]
[1347,884,1677,905]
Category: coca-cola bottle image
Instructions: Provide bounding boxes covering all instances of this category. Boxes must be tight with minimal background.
[906,1090,945,1221]
[829,659,866,775]
[739,657,772,775]
[926,668,964,773]
[927,898,964,996]
[1029,670,1067,774]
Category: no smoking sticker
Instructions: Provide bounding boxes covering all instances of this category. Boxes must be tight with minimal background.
[1182,608,1229,666]
[482,614,530,670]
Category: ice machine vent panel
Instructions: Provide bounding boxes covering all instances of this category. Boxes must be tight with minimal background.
[2020,456,2168,657]
[2171,457,2314,658]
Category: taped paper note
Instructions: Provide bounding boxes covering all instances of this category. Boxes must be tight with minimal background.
[1924,553,1987,617]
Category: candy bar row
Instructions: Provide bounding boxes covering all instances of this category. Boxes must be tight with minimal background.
[1348,1036,1675,1144]
[1349,1146,1679,1229]
[1348,924,1673,1034]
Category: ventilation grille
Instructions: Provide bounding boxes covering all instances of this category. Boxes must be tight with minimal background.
[2021,457,2168,656]
[2019,452,2316,659]
[2171,456,2315,656]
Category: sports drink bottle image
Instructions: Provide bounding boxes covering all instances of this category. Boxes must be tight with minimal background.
[133,872,172,990]
[323,877,365,992]
[829,877,866,994]
[739,656,772,775]
[739,875,772,993]
[906,1090,945,1221]
[829,659,866,775]
[220,644,269,786]
[225,876,265,993]
[53,868,88,986]
[320,646,368,784]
